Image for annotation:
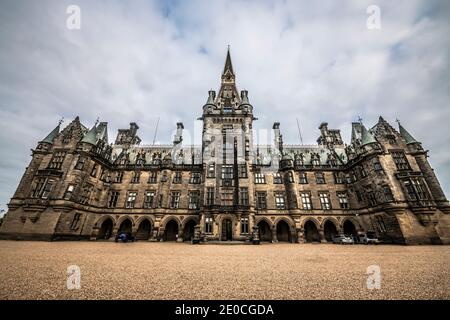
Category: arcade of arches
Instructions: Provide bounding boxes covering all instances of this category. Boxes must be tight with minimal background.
[95,216,360,243]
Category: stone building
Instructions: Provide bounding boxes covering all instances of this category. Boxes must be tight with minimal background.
[1,50,449,244]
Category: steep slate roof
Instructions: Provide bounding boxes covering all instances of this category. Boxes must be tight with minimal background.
[40,124,60,144]
[399,124,419,145]
[361,124,377,146]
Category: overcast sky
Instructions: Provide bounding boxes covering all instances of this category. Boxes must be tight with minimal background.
[0,0,449,214]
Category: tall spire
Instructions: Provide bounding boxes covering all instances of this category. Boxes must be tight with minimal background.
[223,46,234,75]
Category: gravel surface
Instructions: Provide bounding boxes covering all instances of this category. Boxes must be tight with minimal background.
[0,241,448,300]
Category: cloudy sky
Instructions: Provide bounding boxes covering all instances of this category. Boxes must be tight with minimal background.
[0,0,449,214]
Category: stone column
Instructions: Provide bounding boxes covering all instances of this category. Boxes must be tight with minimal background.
[272,228,278,243]
[319,229,326,243]
[297,229,304,243]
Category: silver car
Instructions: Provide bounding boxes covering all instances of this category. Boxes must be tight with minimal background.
[332,235,354,244]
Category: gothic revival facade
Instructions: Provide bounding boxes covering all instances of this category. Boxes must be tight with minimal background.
[1,50,449,244]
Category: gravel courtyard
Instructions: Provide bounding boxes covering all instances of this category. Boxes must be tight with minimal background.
[0,241,448,300]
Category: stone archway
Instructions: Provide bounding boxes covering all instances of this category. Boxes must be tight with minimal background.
[276,220,291,242]
[343,220,358,237]
[304,220,320,243]
[118,218,132,234]
[163,219,179,241]
[324,220,338,242]
[97,218,113,240]
[257,220,272,242]
[136,219,152,240]
[183,220,196,242]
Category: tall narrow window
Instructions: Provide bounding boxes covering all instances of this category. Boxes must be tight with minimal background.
[64,184,76,200]
[238,164,248,178]
[143,191,156,208]
[275,192,286,209]
[79,184,93,204]
[207,163,215,178]
[40,179,55,199]
[75,156,86,170]
[205,217,213,233]
[206,187,215,205]
[315,172,326,184]
[319,192,331,210]
[392,151,410,170]
[372,157,383,171]
[221,189,234,206]
[241,217,249,234]
[173,172,182,184]
[188,191,200,209]
[383,185,394,202]
[90,164,98,177]
[334,172,344,184]
[115,171,124,183]
[239,187,249,206]
[255,172,266,184]
[337,192,349,209]
[273,172,283,184]
[299,172,308,184]
[108,191,119,208]
[48,151,66,170]
[69,213,81,230]
[131,171,141,184]
[189,172,202,184]
[300,192,312,210]
[170,191,181,208]
[148,171,158,183]
[376,216,387,232]
[256,192,267,209]
[125,191,137,208]
[286,171,294,183]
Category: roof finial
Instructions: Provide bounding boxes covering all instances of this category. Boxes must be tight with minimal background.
[358,116,363,124]
[94,117,100,126]
[58,116,64,126]
[395,118,401,125]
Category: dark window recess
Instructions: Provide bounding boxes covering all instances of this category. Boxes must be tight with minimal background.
[143,191,155,208]
[239,188,249,206]
[392,151,410,170]
[190,172,202,184]
[108,191,119,208]
[299,172,308,184]
[173,172,182,184]
[148,171,158,183]
[206,187,215,205]
[48,151,66,170]
[115,171,124,183]
[315,172,326,184]
[131,171,141,183]
[256,192,267,209]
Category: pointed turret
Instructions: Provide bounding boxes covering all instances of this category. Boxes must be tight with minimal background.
[40,124,60,144]
[81,124,99,145]
[361,124,377,146]
[399,123,419,145]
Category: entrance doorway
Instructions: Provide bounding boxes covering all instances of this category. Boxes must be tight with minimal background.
[221,219,233,241]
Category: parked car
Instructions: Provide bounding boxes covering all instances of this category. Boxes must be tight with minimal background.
[359,232,380,244]
[115,232,135,243]
[332,235,354,244]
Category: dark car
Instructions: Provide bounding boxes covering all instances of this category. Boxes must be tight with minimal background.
[115,232,135,243]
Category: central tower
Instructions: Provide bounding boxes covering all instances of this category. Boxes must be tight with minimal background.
[200,48,255,240]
